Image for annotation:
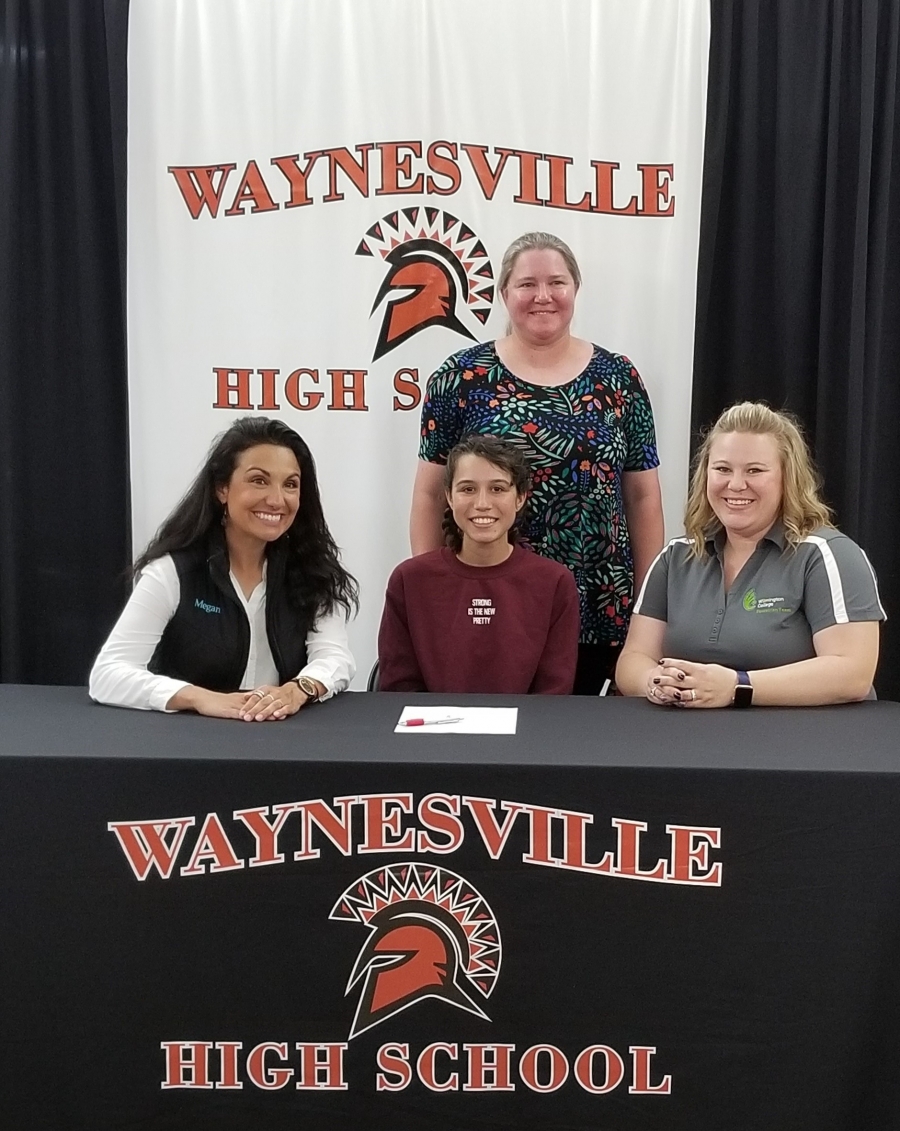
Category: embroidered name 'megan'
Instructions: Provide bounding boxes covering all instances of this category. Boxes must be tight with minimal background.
[194,598,221,614]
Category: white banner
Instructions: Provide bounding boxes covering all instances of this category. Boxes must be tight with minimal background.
[127,0,710,684]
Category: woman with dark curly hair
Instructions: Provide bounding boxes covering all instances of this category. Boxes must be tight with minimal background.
[90,417,357,720]
[379,434,579,694]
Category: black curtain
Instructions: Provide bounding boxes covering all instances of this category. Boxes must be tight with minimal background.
[694,0,900,700]
[0,0,131,684]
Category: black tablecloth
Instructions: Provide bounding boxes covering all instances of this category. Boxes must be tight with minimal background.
[3,686,900,1130]
[3,683,899,769]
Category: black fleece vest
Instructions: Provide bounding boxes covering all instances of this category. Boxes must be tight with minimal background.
[147,535,309,691]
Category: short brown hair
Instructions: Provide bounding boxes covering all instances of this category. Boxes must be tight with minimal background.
[442,435,531,552]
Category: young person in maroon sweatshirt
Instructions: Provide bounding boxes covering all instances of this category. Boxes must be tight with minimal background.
[378,435,579,693]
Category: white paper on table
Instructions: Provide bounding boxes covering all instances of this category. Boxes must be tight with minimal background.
[394,706,518,735]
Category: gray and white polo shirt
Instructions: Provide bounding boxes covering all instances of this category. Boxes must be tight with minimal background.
[633,523,885,671]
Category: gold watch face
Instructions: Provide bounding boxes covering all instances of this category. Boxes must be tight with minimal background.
[297,677,318,700]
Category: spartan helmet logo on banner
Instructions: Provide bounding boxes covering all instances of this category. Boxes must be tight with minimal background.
[330,862,502,1039]
[356,208,495,361]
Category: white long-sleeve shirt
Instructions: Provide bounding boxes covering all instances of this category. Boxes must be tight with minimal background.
[88,555,355,711]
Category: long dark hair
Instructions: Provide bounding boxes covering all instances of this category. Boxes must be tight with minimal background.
[134,417,358,622]
[441,434,531,552]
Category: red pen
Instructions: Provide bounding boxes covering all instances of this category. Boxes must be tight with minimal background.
[399,716,464,727]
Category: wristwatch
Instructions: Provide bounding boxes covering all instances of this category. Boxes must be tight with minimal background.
[732,670,753,708]
[293,675,321,702]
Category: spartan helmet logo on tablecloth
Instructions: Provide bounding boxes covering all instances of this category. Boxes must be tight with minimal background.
[330,862,502,1039]
[356,208,495,361]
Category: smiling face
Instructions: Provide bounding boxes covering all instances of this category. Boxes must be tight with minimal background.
[447,454,526,558]
[706,431,784,542]
[502,248,577,345]
[216,443,301,546]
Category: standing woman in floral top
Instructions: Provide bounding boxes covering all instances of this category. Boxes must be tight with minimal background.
[409,231,664,694]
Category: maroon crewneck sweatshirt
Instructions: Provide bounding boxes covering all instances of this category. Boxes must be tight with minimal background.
[377,545,579,694]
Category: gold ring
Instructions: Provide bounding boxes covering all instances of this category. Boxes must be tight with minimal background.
[690,689,696,701]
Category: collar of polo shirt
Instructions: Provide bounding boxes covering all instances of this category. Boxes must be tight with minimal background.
[708,518,787,554]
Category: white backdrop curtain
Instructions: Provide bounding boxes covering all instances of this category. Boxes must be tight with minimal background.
[128,0,710,681]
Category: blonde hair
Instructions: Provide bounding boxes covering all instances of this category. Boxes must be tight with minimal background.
[498,231,582,294]
[684,402,834,556]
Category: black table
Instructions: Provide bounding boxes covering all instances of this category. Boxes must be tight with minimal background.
[3,686,900,1130]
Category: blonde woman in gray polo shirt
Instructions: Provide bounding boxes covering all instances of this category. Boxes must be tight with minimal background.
[616,403,884,707]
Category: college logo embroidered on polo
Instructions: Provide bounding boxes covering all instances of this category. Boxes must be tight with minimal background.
[741,589,792,613]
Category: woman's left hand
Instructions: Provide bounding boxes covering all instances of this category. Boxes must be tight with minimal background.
[239,682,310,721]
[651,659,737,709]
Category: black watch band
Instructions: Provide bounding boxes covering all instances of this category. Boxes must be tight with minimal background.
[732,670,753,708]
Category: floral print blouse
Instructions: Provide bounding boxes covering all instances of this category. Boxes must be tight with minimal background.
[418,341,660,646]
